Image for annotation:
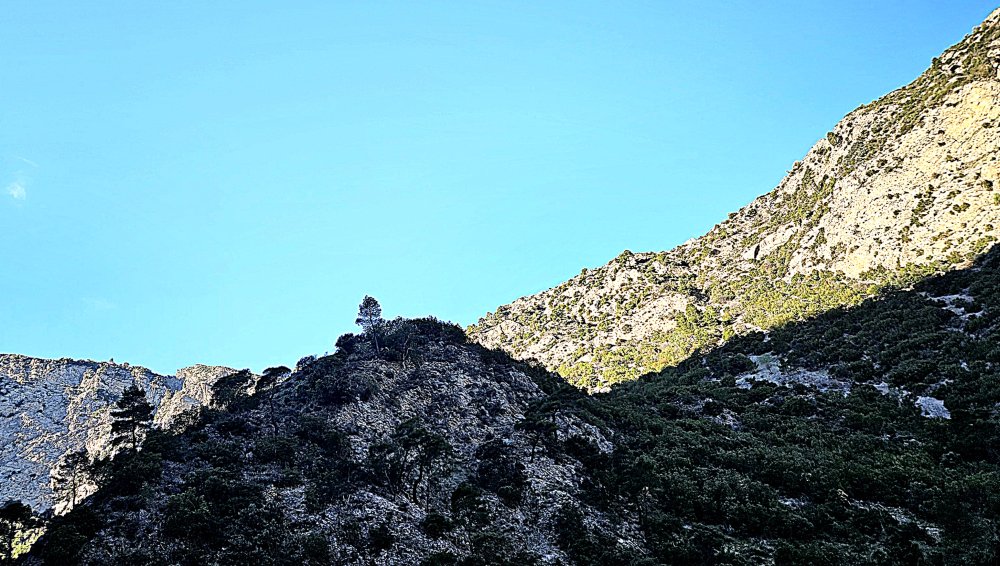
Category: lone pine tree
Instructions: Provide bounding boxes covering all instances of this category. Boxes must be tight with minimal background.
[109,385,154,452]
[356,295,384,352]
[51,450,91,512]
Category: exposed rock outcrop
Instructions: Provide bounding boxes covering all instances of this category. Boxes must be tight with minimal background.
[470,10,1000,388]
[0,355,234,512]
[25,252,1000,564]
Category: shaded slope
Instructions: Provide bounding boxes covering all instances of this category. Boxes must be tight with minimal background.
[26,248,1000,564]
[520,246,1000,564]
[470,8,1000,388]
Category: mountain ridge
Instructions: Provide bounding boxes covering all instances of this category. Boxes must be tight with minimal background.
[22,249,1000,564]
[469,10,1000,388]
[4,8,1000,565]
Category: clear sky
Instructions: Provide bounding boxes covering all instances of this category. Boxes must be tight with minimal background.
[1,1,996,374]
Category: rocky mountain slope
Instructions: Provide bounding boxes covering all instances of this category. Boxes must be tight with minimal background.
[22,249,1000,564]
[0,356,234,512]
[7,9,1000,566]
[470,8,1000,388]
[24,320,622,565]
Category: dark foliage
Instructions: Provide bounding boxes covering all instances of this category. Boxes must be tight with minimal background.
[210,369,254,410]
[25,254,1000,563]
[0,501,36,564]
[109,385,154,451]
[474,439,527,506]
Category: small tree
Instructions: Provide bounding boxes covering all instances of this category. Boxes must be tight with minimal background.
[368,419,456,507]
[383,319,428,369]
[258,366,290,432]
[356,296,384,352]
[110,384,154,452]
[52,449,91,511]
[517,410,558,462]
[260,365,290,385]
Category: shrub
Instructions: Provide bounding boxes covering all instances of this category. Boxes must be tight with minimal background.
[420,511,453,538]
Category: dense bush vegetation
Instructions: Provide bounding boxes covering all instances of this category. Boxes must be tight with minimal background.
[536,248,1000,564]
[23,252,1000,563]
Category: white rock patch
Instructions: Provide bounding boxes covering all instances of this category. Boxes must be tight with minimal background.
[915,396,951,419]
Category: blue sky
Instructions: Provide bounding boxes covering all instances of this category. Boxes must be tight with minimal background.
[1,1,996,374]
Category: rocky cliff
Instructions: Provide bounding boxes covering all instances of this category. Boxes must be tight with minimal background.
[0,355,234,512]
[470,8,1000,388]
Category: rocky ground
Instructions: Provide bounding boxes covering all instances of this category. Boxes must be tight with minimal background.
[24,320,627,565]
[7,8,1000,566]
[21,252,1000,564]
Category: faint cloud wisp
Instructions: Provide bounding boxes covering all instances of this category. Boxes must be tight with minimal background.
[14,156,39,168]
[6,181,26,200]
[5,154,37,202]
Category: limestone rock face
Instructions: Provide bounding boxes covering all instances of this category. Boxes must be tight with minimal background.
[470,11,1000,388]
[0,355,234,512]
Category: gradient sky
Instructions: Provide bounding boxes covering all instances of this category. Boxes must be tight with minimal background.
[1,1,997,374]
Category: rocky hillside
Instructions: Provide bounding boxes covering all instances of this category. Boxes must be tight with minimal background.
[7,9,1000,566]
[22,250,1000,564]
[0,356,234,512]
[470,8,1000,388]
[24,319,621,565]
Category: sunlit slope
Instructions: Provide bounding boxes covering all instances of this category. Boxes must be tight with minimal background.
[470,9,1000,388]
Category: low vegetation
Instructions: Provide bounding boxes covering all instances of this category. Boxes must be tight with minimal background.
[9,248,999,563]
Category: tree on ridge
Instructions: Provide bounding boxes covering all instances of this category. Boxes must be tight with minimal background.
[356,295,384,352]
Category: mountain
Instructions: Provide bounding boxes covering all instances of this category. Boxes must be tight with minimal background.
[0,356,234,512]
[23,320,615,564]
[7,8,1000,566]
[470,8,1000,389]
[22,250,1000,564]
